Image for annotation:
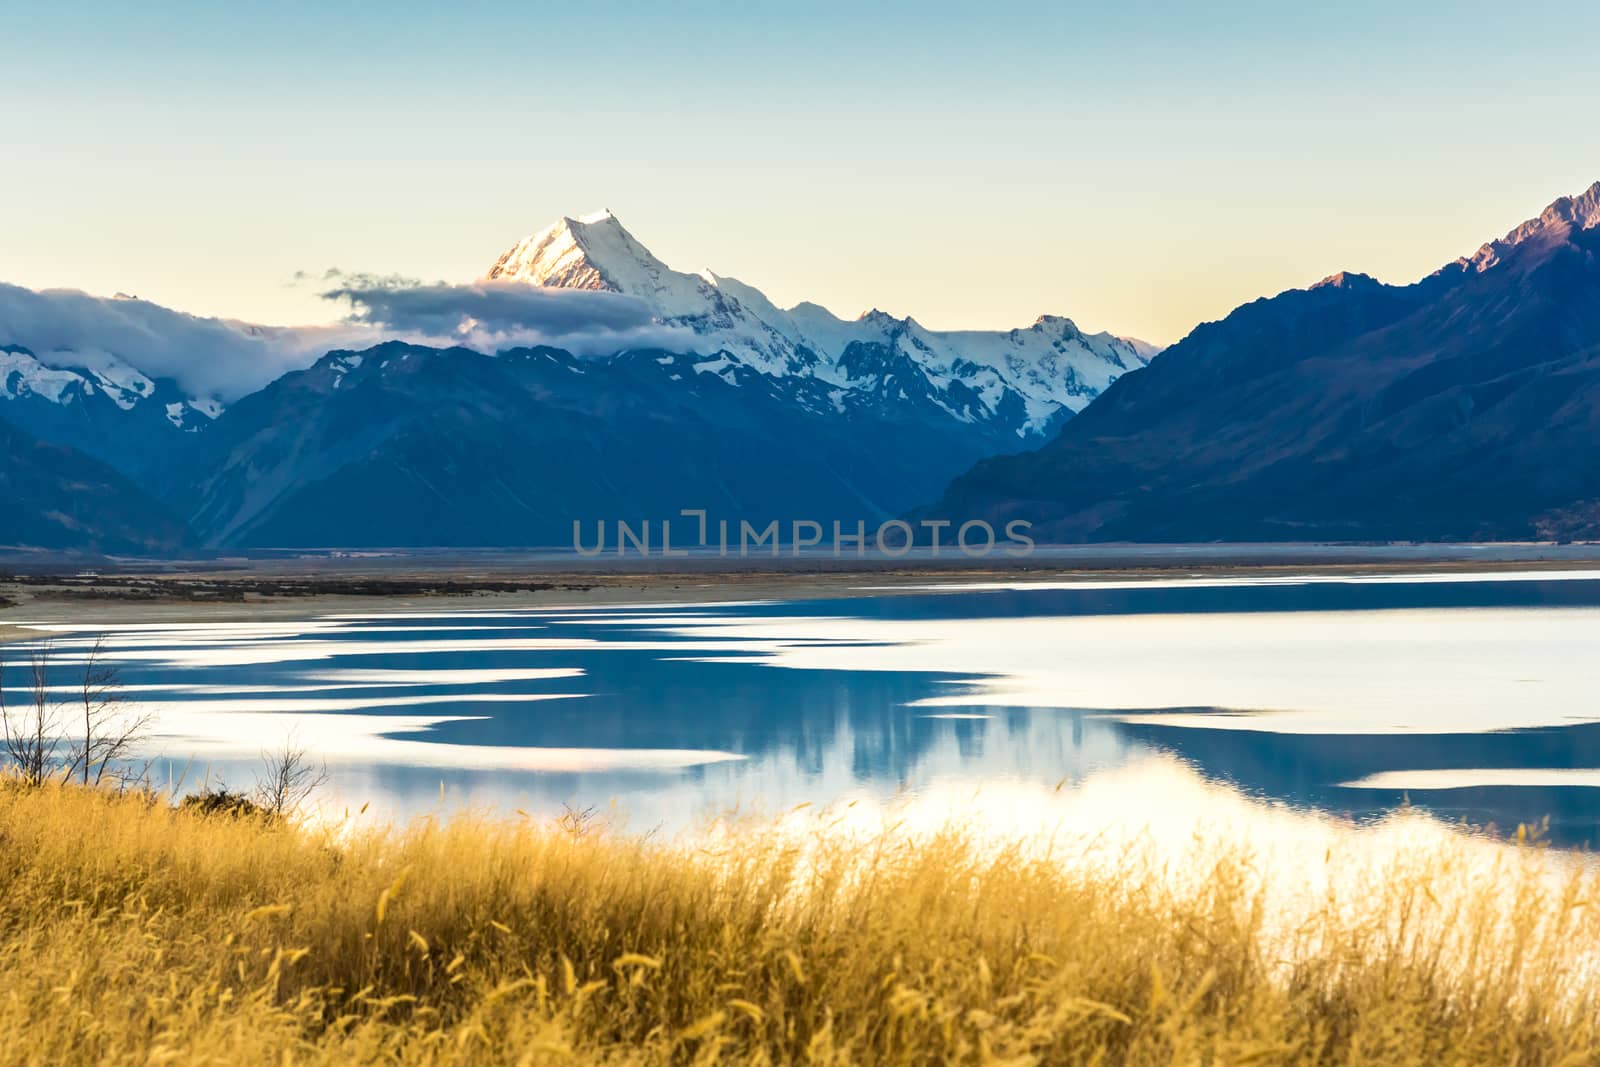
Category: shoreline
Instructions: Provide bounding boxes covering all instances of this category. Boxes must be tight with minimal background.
[6,546,1600,639]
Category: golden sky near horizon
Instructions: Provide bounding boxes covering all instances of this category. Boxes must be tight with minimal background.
[4,2,1598,345]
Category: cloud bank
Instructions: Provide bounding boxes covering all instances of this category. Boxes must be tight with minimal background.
[0,282,366,402]
[319,274,697,355]
[0,275,700,404]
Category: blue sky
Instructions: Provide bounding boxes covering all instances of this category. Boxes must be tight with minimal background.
[4,0,1598,343]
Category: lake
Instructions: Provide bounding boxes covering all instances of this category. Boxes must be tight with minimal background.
[14,568,1600,844]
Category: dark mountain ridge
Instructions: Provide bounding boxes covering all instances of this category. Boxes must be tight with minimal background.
[927,180,1600,542]
[169,340,1046,548]
[0,418,192,554]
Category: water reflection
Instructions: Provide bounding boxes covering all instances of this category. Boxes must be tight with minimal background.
[12,570,1600,844]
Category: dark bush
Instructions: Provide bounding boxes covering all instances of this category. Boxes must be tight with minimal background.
[180,789,268,819]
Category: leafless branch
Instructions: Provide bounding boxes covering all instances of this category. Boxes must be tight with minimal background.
[1,636,154,788]
[0,641,65,786]
[253,731,329,818]
[66,635,153,787]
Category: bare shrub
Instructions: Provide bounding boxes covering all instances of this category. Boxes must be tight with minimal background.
[70,635,154,786]
[0,635,152,787]
[0,643,65,785]
[253,732,329,819]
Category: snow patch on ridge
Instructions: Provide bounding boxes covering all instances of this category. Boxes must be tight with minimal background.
[2,347,87,404]
[2,343,221,430]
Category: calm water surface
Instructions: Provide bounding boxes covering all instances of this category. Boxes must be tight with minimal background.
[17,570,1600,843]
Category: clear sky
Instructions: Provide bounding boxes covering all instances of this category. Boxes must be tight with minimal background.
[4,0,1598,345]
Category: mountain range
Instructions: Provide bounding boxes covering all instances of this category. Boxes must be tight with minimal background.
[486,211,1158,435]
[928,180,1600,542]
[8,183,1600,554]
[1,214,1152,551]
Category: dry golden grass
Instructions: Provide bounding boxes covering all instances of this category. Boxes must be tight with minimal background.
[2,776,1600,1065]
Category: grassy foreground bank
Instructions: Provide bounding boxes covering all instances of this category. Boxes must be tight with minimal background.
[2,781,1600,1065]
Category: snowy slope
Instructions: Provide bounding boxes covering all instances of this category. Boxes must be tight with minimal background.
[486,212,1157,436]
[488,212,817,375]
[0,342,221,482]
[1,344,218,429]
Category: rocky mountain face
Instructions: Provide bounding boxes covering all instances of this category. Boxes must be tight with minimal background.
[173,341,1052,548]
[2,344,218,481]
[928,181,1600,542]
[0,417,191,554]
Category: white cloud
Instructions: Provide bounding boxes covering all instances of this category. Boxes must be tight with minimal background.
[0,282,368,402]
[320,274,699,356]
[0,276,703,404]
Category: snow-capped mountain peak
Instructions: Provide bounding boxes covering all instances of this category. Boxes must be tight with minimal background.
[486,210,715,318]
[486,212,1159,434]
[486,212,815,373]
[486,210,633,292]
